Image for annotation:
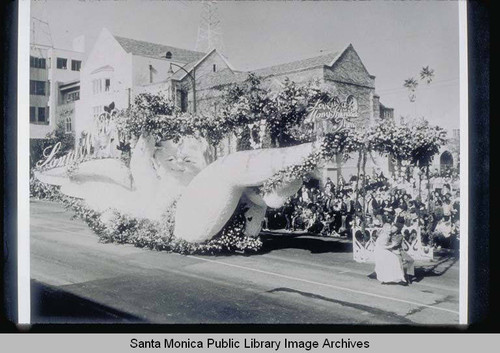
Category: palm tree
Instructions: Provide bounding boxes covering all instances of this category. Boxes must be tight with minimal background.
[420,66,435,84]
[403,77,419,102]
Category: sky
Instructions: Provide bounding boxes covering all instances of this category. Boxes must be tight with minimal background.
[30,0,461,130]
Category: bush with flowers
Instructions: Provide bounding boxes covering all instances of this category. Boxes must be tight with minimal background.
[30,172,62,201]
[260,129,360,194]
[93,202,262,255]
[31,180,262,255]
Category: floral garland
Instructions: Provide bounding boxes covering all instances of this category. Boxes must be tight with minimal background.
[260,129,358,194]
[97,202,262,255]
[30,176,262,255]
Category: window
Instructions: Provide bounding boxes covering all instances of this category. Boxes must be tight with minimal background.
[30,107,36,122]
[29,106,49,124]
[92,79,102,94]
[30,56,46,69]
[38,107,47,123]
[180,90,188,113]
[30,80,46,96]
[149,65,155,84]
[71,60,82,71]
[65,115,72,133]
[93,78,111,94]
[56,57,67,69]
[213,64,217,72]
[93,106,103,118]
[66,91,80,103]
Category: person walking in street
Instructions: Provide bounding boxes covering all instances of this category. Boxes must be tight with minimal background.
[374,223,407,285]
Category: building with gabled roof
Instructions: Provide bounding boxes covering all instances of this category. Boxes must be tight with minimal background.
[75,28,206,137]
[251,50,344,79]
[251,44,389,128]
[167,43,390,127]
[157,43,393,179]
[76,29,393,179]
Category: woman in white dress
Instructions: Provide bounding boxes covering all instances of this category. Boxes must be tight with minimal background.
[374,223,407,285]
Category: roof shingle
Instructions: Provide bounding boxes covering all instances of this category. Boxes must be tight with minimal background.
[250,51,341,78]
[114,35,205,63]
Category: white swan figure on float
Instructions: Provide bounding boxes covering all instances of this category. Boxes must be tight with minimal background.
[34,102,214,221]
[34,101,342,244]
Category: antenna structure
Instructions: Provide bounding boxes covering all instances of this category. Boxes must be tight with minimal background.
[31,17,54,49]
[195,0,224,53]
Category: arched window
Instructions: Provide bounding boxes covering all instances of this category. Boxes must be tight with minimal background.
[65,114,72,133]
[165,51,172,59]
[346,95,358,114]
[440,151,453,173]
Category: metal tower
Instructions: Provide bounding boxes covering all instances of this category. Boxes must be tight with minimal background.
[195,0,224,53]
[30,17,53,48]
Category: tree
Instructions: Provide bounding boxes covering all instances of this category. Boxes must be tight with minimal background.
[404,66,435,103]
[115,91,177,144]
[420,66,435,84]
[47,108,76,153]
[220,73,272,150]
[407,119,447,207]
[220,74,333,149]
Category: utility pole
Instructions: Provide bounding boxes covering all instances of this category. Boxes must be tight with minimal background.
[195,0,224,53]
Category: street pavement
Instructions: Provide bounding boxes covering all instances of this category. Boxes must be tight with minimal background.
[30,199,460,325]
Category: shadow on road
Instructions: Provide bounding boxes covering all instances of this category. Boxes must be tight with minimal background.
[31,280,146,323]
[257,233,352,255]
[267,287,414,324]
[412,255,459,283]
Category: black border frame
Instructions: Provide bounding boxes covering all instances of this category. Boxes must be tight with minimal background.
[1,0,494,333]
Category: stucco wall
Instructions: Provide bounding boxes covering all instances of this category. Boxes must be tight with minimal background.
[175,51,237,114]
[47,47,83,130]
[30,123,53,139]
[132,56,183,87]
[135,80,172,98]
[76,29,133,137]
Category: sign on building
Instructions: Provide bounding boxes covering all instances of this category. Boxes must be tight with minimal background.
[305,96,358,137]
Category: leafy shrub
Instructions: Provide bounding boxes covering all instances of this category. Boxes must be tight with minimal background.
[29,172,62,201]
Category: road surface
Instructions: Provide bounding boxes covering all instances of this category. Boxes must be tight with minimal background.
[30,199,460,324]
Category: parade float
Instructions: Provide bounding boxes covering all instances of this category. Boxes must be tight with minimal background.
[31,78,448,257]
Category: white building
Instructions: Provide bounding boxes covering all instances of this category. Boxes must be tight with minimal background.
[75,28,206,137]
[30,41,83,139]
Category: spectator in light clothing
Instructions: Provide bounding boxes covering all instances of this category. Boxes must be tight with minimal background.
[442,195,453,219]
[301,187,311,204]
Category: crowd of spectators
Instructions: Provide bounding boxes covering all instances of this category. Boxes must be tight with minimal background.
[263,168,460,250]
